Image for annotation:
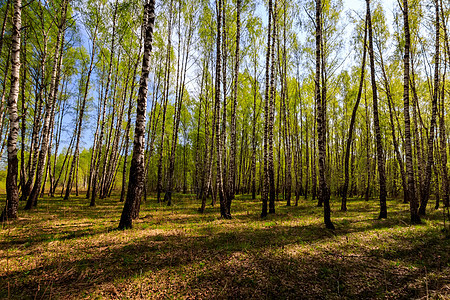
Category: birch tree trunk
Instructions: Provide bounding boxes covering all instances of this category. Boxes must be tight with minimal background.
[64,24,98,200]
[21,33,47,202]
[215,0,228,219]
[402,0,421,224]
[19,25,27,196]
[251,59,257,200]
[90,1,118,206]
[0,0,11,58]
[226,0,241,215]
[1,0,21,221]
[379,45,408,204]
[120,51,141,203]
[25,0,68,210]
[199,56,215,213]
[281,2,291,207]
[367,0,387,219]
[165,10,194,206]
[418,0,439,215]
[439,0,449,207]
[156,0,174,203]
[261,0,272,218]
[316,0,334,229]
[119,0,155,229]
[342,15,367,211]
[268,0,277,214]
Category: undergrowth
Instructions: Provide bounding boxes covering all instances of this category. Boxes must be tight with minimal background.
[0,193,449,299]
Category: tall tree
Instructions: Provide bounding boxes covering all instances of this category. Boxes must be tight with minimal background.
[439,0,449,208]
[20,7,48,202]
[1,0,21,221]
[366,0,387,219]
[281,0,292,207]
[402,0,421,224]
[119,0,155,229]
[226,0,241,215]
[418,0,439,215]
[25,0,68,210]
[215,0,228,219]
[341,14,367,211]
[268,0,276,214]
[89,0,119,206]
[120,48,141,203]
[64,19,99,200]
[165,3,195,206]
[316,0,334,229]
[156,0,174,203]
[378,42,408,204]
[0,0,11,57]
[261,0,273,218]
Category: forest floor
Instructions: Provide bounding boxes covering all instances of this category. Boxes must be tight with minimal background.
[0,193,449,299]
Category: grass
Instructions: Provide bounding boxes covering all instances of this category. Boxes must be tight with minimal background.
[0,192,449,299]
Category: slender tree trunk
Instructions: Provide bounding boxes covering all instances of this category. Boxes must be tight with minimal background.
[102,55,127,198]
[50,82,68,197]
[218,0,228,216]
[119,0,155,229]
[1,0,21,221]
[86,95,102,199]
[120,59,140,202]
[261,0,273,218]
[194,61,205,198]
[251,52,258,200]
[21,35,47,202]
[419,0,439,215]
[0,0,11,57]
[316,0,334,229]
[379,43,408,204]
[296,81,304,204]
[199,54,215,213]
[182,136,187,194]
[268,0,277,214]
[100,49,124,199]
[364,88,371,202]
[25,0,68,209]
[439,0,449,207]
[281,2,291,207]
[215,0,228,219]
[165,12,194,206]
[45,74,67,198]
[225,0,240,216]
[350,141,356,196]
[64,26,98,200]
[221,0,228,193]
[142,71,161,202]
[402,0,421,224]
[433,162,440,209]
[40,148,51,196]
[90,1,118,206]
[19,26,27,196]
[411,68,425,201]
[0,47,11,164]
[342,15,367,211]
[304,113,309,201]
[367,0,387,219]
[312,106,317,203]
[156,0,174,203]
[51,133,75,196]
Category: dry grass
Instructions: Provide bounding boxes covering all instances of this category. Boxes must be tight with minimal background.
[0,193,449,299]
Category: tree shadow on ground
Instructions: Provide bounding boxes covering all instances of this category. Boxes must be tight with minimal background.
[1,212,448,299]
[0,197,412,252]
[1,194,448,299]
